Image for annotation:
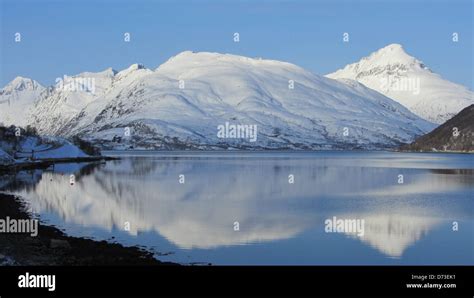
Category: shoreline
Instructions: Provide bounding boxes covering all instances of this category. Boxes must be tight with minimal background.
[0,193,178,266]
[0,156,118,173]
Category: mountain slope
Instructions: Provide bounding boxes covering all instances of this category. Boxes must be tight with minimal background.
[0,77,45,127]
[326,44,473,124]
[401,104,474,152]
[27,68,117,135]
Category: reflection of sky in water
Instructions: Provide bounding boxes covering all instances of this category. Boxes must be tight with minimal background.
[3,151,473,265]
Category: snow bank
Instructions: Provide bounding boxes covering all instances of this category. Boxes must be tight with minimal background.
[15,136,88,159]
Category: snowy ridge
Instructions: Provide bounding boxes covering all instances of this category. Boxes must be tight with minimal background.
[327,44,473,124]
[27,68,117,135]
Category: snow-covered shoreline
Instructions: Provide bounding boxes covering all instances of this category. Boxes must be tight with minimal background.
[0,126,115,171]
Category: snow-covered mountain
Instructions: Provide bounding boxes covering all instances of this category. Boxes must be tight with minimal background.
[3,51,435,150]
[326,44,473,124]
[0,77,45,127]
[28,68,117,135]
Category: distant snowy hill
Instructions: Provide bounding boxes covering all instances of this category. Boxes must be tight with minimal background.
[0,77,45,127]
[327,44,473,124]
[2,51,435,150]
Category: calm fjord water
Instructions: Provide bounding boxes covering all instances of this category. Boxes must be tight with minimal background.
[7,151,474,265]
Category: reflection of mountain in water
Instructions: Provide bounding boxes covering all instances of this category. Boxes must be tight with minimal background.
[0,170,43,192]
[8,155,473,256]
[340,213,440,257]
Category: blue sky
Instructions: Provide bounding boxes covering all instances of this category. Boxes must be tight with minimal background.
[1,0,472,88]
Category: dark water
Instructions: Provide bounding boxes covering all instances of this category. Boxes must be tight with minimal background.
[3,151,473,265]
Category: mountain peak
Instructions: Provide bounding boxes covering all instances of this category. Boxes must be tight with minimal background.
[74,67,117,79]
[361,43,422,68]
[326,44,473,124]
[117,63,148,74]
[175,50,196,57]
[163,50,279,65]
[327,43,428,80]
[3,76,43,92]
[162,51,222,64]
[156,50,303,76]
[115,63,151,81]
[156,51,226,72]
[379,43,404,52]
[374,43,412,60]
[127,63,146,71]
